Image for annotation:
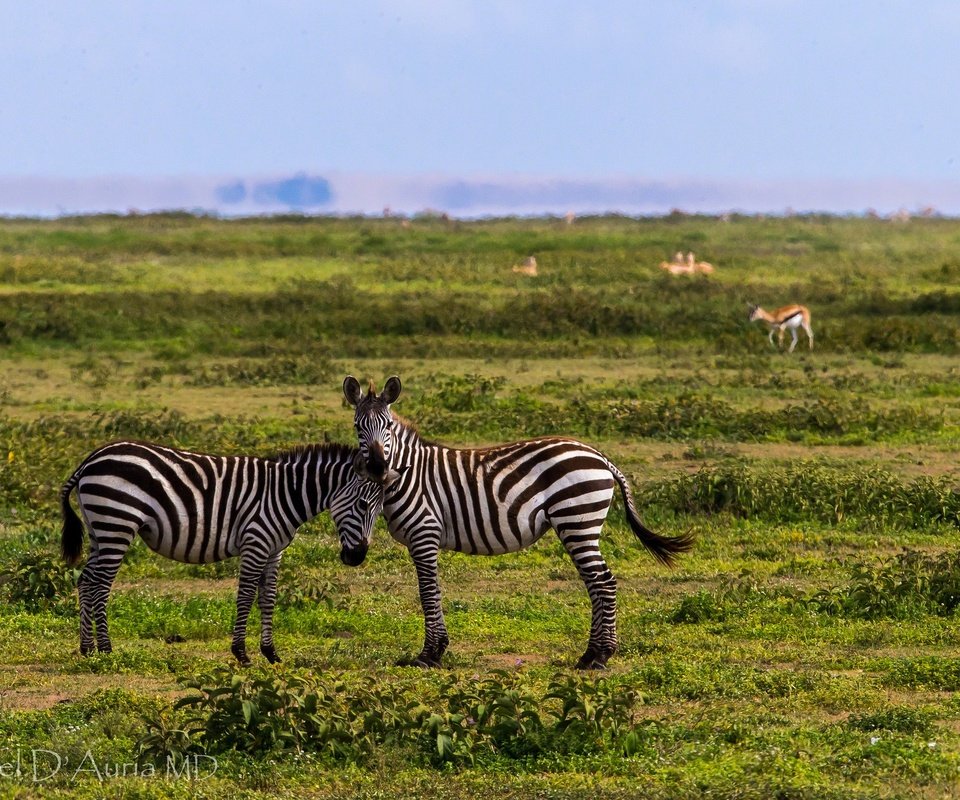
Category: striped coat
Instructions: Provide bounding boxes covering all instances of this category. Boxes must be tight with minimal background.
[61,440,381,664]
[343,376,693,669]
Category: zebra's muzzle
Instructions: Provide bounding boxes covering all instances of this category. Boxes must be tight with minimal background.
[340,543,368,567]
[365,443,388,482]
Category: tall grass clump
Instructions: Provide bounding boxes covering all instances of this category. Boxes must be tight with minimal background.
[641,463,960,529]
[811,550,960,619]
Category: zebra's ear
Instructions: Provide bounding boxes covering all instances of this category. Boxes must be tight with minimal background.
[351,451,369,479]
[343,376,362,407]
[380,376,402,405]
[384,463,410,488]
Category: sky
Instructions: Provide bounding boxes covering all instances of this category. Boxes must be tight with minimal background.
[2,1,959,215]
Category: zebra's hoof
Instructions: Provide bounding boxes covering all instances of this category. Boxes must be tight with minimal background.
[396,654,441,669]
[575,649,610,670]
[261,644,281,664]
[231,644,251,666]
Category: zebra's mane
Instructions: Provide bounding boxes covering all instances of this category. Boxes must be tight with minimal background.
[392,412,432,442]
[272,442,357,464]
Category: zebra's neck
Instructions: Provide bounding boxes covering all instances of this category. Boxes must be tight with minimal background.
[274,444,357,520]
[391,420,430,458]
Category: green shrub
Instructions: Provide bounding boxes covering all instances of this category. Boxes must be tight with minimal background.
[846,707,935,735]
[642,464,960,528]
[0,550,79,614]
[187,354,339,387]
[164,666,645,767]
[810,550,960,619]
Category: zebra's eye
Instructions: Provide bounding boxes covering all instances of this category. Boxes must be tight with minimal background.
[357,499,368,512]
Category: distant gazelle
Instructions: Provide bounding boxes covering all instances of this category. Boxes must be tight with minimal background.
[748,304,814,352]
[660,251,714,276]
[512,256,538,276]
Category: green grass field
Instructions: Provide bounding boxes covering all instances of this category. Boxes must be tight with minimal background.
[1,213,960,798]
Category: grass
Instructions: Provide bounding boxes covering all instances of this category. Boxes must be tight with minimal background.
[0,214,960,797]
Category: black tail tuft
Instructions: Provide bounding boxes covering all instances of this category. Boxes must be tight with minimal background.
[624,515,695,568]
[60,482,85,566]
[607,458,695,567]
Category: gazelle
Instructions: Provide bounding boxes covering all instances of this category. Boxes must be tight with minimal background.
[660,251,714,276]
[512,256,538,276]
[748,304,814,352]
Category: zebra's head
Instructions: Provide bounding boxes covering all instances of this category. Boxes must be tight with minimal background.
[343,375,402,485]
[331,462,384,567]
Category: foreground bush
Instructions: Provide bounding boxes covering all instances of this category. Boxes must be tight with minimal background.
[141,666,644,768]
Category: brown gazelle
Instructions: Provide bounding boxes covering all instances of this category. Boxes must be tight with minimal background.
[748,304,814,352]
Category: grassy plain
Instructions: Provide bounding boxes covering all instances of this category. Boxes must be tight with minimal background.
[1,213,960,798]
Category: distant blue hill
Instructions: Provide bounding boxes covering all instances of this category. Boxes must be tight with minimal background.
[217,174,333,209]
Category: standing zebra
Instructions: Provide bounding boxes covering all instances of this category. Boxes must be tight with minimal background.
[61,440,382,665]
[343,376,694,669]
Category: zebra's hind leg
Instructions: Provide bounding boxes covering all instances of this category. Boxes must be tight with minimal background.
[77,551,98,656]
[88,542,132,654]
[403,542,448,668]
[257,553,282,664]
[560,529,618,670]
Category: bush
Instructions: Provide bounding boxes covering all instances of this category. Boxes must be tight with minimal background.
[187,354,339,387]
[641,464,960,528]
[163,666,645,767]
[810,550,960,619]
[0,550,79,614]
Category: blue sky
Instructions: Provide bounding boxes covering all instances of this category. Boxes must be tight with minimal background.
[2,2,958,214]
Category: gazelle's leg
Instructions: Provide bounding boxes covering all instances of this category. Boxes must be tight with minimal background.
[788,327,799,352]
[804,321,814,349]
[768,327,777,347]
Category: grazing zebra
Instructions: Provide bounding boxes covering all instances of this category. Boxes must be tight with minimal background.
[60,440,382,665]
[343,376,694,669]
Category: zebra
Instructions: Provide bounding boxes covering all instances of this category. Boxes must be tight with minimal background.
[60,440,383,665]
[343,376,694,669]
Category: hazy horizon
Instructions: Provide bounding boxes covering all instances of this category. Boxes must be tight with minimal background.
[2,172,958,219]
[4,2,958,218]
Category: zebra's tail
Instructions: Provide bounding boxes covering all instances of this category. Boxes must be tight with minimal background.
[60,471,86,566]
[605,458,695,567]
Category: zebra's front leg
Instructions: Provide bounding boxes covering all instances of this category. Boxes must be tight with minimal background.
[257,553,282,664]
[403,543,448,668]
[232,546,268,666]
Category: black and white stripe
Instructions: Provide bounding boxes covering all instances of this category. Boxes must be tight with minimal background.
[343,376,694,669]
[60,440,382,664]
